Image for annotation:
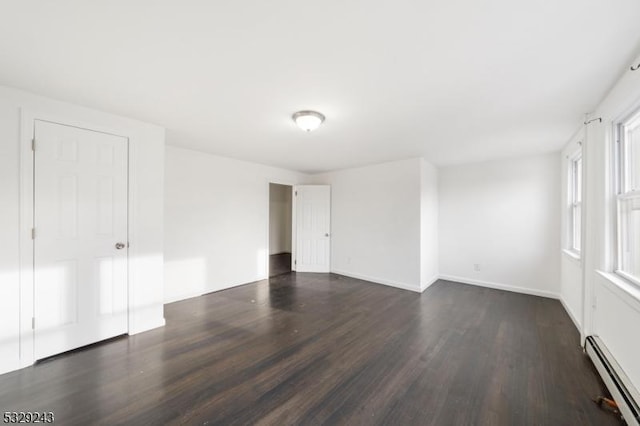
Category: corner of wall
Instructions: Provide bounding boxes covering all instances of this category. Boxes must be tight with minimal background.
[420,157,439,289]
[421,274,440,292]
[559,294,582,333]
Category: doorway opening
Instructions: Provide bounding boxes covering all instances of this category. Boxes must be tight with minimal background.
[269,183,293,277]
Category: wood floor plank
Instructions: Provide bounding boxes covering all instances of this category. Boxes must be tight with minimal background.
[0,274,620,425]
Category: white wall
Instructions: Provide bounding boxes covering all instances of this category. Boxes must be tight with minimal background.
[0,85,165,375]
[559,131,584,331]
[560,256,583,329]
[269,184,292,254]
[0,99,21,376]
[420,159,439,290]
[577,55,640,392]
[439,153,561,298]
[311,158,423,292]
[164,146,306,303]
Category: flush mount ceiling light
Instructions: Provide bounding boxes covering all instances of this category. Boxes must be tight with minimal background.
[292,110,325,132]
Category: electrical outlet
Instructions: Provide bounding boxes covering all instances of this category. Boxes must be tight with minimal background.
[474,264,481,272]
[347,256,352,264]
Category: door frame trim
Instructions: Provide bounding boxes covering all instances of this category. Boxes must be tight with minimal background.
[19,109,131,367]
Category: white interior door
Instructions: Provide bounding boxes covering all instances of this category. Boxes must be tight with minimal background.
[294,185,331,273]
[34,120,129,360]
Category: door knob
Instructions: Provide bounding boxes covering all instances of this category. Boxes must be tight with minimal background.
[115,242,126,250]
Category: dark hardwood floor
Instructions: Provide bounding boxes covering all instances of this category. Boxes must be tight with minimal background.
[0,274,619,425]
[269,252,292,277]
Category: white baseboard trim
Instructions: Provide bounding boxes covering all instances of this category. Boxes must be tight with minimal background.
[0,360,22,377]
[165,291,204,304]
[129,318,166,335]
[331,269,421,293]
[559,296,582,333]
[165,275,270,305]
[421,274,440,292]
[439,274,559,299]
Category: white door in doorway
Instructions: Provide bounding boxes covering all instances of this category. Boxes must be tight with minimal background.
[33,120,129,360]
[294,185,331,273]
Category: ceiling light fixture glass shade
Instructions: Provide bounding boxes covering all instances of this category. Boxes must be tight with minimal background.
[292,110,325,132]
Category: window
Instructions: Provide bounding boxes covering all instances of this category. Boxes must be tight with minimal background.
[568,150,582,255]
[616,108,640,285]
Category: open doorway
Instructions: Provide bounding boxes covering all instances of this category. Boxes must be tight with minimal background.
[269,183,293,277]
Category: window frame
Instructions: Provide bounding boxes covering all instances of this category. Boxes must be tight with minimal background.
[567,148,582,257]
[614,109,640,287]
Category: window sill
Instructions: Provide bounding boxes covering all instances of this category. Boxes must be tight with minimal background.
[562,249,581,263]
[596,270,640,306]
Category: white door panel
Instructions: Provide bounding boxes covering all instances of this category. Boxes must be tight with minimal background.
[295,185,330,273]
[34,120,128,360]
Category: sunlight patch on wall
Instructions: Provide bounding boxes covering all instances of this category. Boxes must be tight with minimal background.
[257,248,267,279]
[164,257,207,303]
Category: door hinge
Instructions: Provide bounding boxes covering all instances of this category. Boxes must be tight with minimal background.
[31,317,35,330]
[294,259,297,265]
[31,138,36,151]
[295,191,297,196]
[31,228,35,239]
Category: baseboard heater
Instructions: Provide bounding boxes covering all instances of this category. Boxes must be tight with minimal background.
[586,335,640,426]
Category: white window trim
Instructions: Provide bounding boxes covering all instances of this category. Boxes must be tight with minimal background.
[614,110,640,288]
[567,148,582,258]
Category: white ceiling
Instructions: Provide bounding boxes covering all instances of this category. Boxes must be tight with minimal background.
[1,1,640,173]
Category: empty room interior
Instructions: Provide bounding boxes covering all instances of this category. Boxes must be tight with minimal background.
[1,1,640,425]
